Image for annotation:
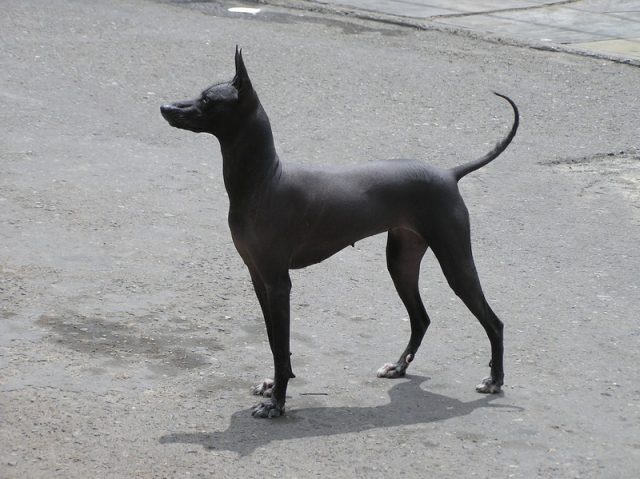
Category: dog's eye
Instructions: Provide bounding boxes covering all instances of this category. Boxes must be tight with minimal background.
[201,96,209,105]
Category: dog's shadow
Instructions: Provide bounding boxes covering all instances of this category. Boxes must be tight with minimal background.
[159,376,521,455]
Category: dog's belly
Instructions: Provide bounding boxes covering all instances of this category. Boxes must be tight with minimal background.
[289,209,407,269]
[289,244,348,269]
[289,229,383,269]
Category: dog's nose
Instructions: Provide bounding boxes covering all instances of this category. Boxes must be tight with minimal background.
[160,104,178,121]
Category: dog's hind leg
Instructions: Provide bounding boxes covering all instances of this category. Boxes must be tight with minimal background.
[431,211,504,394]
[377,228,430,379]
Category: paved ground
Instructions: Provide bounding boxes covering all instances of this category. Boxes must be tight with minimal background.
[1,0,639,477]
[277,0,640,63]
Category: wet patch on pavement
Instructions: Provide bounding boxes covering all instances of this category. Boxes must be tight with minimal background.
[543,149,640,204]
[37,313,224,370]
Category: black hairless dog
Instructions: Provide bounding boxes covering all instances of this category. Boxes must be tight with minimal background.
[161,48,519,418]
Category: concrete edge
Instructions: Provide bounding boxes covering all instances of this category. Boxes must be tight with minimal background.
[252,0,640,68]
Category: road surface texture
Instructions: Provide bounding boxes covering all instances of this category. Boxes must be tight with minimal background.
[1,0,639,477]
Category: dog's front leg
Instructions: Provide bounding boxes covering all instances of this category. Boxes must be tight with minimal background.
[249,269,275,398]
[251,271,295,418]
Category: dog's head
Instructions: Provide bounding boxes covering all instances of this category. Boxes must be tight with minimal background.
[160,47,259,139]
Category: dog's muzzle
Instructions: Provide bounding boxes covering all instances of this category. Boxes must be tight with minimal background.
[160,103,182,124]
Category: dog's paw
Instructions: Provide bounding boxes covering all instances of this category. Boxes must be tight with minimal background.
[252,378,274,397]
[475,377,503,394]
[251,400,284,419]
[376,362,407,379]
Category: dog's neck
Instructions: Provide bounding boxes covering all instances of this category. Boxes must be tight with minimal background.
[219,104,280,211]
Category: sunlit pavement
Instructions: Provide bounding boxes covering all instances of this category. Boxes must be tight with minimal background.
[305,0,640,63]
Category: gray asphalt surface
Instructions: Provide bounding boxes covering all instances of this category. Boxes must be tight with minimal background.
[1,0,639,477]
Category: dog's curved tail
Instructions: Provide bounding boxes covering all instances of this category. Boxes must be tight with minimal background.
[450,92,519,182]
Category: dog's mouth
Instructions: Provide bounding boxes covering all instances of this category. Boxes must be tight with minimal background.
[160,102,205,133]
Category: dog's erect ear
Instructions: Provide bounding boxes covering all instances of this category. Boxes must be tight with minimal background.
[232,46,253,95]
